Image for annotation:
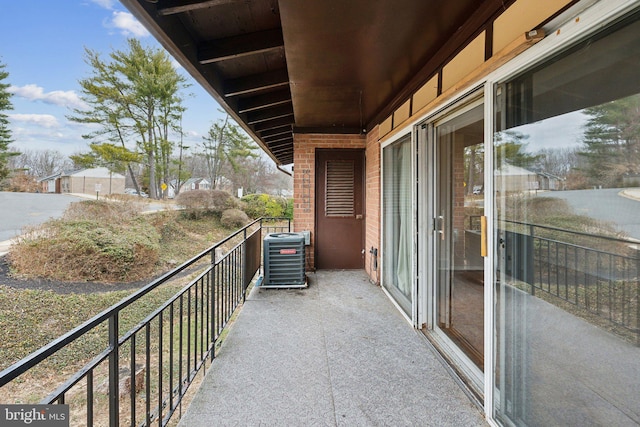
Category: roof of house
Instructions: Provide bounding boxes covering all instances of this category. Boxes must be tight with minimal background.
[495,163,537,176]
[61,167,125,179]
[182,177,211,186]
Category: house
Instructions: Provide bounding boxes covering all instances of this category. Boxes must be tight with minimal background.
[38,172,61,193]
[536,171,565,191]
[122,0,640,425]
[494,163,539,192]
[40,167,126,195]
[180,177,211,193]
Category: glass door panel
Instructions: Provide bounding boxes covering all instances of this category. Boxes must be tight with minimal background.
[382,135,413,316]
[434,102,485,371]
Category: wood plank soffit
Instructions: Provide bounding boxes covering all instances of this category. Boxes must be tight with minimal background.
[238,90,292,113]
[198,29,284,64]
[157,0,245,16]
[224,69,289,97]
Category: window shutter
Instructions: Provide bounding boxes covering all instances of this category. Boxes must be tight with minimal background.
[325,160,354,216]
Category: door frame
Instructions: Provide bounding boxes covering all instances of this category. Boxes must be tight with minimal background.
[314,148,366,270]
[417,87,488,399]
[380,133,417,323]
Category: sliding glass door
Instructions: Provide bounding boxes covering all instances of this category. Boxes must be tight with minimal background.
[434,100,485,371]
[418,94,486,393]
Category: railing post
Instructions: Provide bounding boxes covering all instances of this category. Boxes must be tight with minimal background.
[210,249,216,362]
[108,313,119,427]
[530,224,535,297]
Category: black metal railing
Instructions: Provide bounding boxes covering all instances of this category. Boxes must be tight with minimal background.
[501,220,640,344]
[0,217,291,426]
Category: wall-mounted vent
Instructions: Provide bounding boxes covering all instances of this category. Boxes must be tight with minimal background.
[325,160,354,217]
[262,233,306,288]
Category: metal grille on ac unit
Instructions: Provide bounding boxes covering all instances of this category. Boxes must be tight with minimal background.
[262,233,306,288]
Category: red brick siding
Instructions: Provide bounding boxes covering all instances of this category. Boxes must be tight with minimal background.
[364,126,381,283]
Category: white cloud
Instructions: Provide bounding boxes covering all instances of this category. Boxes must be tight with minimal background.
[8,84,87,110]
[90,0,115,10]
[110,11,150,38]
[9,114,60,128]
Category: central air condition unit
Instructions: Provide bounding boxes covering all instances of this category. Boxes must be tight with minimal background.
[262,232,306,288]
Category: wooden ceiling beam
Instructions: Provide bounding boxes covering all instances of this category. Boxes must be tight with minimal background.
[157,0,244,16]
[293,126,362,135]
[277,156,294,165]
[258,125,292,139]
[269,144,294,155]
[198,29,284,64]
[238,90,291,114]
[224,69,289,97]
[263,133,293,144]
[252,116,294,132]
[246,105,293,125]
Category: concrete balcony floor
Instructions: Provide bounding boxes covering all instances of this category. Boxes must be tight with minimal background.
[178,270,487,426]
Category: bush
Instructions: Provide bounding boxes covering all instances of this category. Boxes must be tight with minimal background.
[210,189,238,213]
[10,218,160,282]
[241,194,289,219]
[284,198,293,219]
[63,199,143,222]
[220,209,250,229]
[175,189,237,218]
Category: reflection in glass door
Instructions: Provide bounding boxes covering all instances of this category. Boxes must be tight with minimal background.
[434,101,485,373]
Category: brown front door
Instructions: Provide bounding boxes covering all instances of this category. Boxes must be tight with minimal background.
[315,149,365,269]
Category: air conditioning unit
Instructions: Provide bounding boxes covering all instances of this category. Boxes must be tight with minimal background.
[262,232,306,288]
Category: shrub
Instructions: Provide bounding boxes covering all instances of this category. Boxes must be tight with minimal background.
[3,172,38,192]
[175,190,213,218]
[9,218,160,282]
[241,194,288,219]
[284,198,293,219]
[210,189,238,214]
[220,209,250,229]
[176,189,237,218]
[63,199,143,222]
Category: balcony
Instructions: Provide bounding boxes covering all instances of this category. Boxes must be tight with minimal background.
[177,269,485,426]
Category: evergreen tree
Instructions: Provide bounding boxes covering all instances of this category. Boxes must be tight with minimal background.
[0,61,18,180]
[69,39,188,198]
[580,94,640,187]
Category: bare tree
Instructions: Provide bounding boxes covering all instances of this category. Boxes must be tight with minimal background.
[200,114,258,189]
[10,149,72,177]
[536,147,580,178]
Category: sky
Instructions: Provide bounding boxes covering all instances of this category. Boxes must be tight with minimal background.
[0,0,228,158]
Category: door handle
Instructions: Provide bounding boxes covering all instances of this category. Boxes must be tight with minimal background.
[481,215,487,257]
[436,215,445,240]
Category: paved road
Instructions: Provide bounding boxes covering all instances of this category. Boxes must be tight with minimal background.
[542,188,640,240]
[0,192,82,242]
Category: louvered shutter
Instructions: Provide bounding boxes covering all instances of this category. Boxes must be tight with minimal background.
[325,160,354,216]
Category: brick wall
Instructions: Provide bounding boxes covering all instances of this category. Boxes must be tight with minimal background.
[364,126,381,283]
[292,133,366,270]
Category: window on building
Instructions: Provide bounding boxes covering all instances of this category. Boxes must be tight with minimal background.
[382,134,413,315]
